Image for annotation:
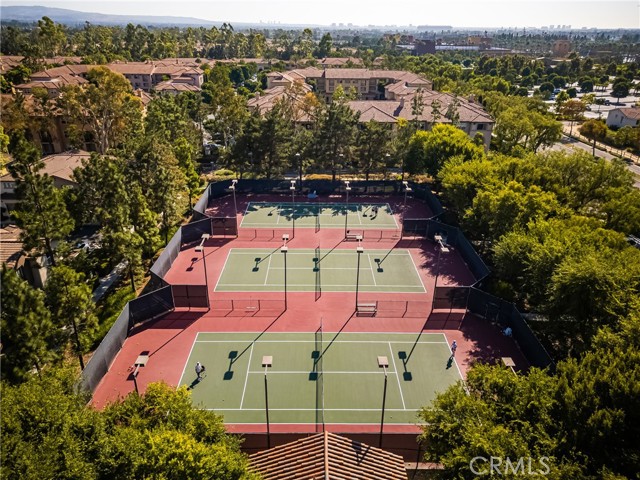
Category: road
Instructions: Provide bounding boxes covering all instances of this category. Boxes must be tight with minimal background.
[547,135,640,188]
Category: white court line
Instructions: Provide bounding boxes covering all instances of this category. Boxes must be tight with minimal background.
[213,249,233,292]
[215,283,425,288]
[197,340,447,344]
[407,251,427,293]
[445,333,465,381]
[246,370,398,374]
[366,254,377,286]
[195,331,445,336]
[178,332,201,386]
[230,251,413,256]
[387,203,400,228]
[239,342,254,409]
[208,408,412,412]
[195,340,446,344]
[239,202,251,227]
[269,267,359,270]
[389,342,406,409]
[202,420,425,426]
[264,254,272,285]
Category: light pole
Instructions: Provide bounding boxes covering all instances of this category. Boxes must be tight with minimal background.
[431,234,450,314]
[290,180,296,205]
[355,244,363,310]
[295,152,302,186]
[230,179,238,234]
[281,239,288,311]
[344,181,351,239]
[402,181,412,210]
[377,356,389,448]
[195,233,211,308]
[262,356,273,448]
[384,153,391,179]
[336,153,344,181]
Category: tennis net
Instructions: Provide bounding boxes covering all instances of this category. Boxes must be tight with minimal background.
[314,245,321,300]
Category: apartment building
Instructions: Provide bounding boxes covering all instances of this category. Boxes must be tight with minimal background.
[349,91,494,148]
[249,72,493,148]
[265,68,433,102]
[1,150,91,219]
[15,62,203,96]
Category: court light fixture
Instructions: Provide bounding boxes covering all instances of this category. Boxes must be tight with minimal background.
[262,355,273,448]
[377,355,389,448]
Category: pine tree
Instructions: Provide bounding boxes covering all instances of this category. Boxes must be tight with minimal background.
[0,266,58,382]
[8,136,74,266]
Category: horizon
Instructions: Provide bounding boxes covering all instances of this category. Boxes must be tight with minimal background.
[2,0,639,29]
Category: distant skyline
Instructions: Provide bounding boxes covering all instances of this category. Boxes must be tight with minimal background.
[2,0,639,29]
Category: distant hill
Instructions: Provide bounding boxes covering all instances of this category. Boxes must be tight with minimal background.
[0,5,221,27]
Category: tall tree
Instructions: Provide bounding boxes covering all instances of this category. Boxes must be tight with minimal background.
[45,265,98,370]
[0,266,58,383]
[313,86,359,181]
[128,140,187,243]
[255,99,295,178]
[579,119,607,157]
[8,137,74,265]
[58,66,143,154]
[405,124,484,177]
[354,121,391,181]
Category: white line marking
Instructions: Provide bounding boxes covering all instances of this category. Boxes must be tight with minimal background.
[196,331,443,336]
[239,343,254,409]
[445,334,465,381]
[178,332,200,386]
[246,370,398,374]
[264,254,272,285]
[213,249,233,292]
[215,284,425,288]
[195,340,446,344]
[229,251,413,256]
[206,408,412,412]
[389,342,406,409]
[388,203,399,228]
[407,251,427,293]
[366,253,377,286]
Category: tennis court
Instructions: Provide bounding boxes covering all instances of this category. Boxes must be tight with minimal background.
[179,331,462,425]
[214,248,425,293]
[241,202,399,229]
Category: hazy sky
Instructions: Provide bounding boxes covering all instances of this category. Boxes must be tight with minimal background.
[3,0,640,29]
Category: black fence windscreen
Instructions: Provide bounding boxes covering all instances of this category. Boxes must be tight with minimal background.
[467,288,554,370]
[150,228,181,280]
[402,218,431,237]
[79,303,130,394]
[172,284,209,308]
[181,217,214,247]
[433,286,470,310]
[192,183,211,219]
[128,286,174,327]
[212,217,238,236]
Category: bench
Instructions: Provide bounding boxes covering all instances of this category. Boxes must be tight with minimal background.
[357,303,377,316]
[345,233,363,241]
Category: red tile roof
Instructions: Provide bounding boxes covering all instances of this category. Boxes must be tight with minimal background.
[249,432,407,480]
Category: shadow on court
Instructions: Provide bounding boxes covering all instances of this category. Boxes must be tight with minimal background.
[221,309,287,378]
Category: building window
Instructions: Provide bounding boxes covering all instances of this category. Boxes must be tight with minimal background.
[476,124,485,130]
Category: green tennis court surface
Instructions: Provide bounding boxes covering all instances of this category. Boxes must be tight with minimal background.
[241,202,398,229]
[180,332,462,424]
[214,248,425,293]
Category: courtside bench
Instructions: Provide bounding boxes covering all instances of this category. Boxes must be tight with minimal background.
[356,303,377,316]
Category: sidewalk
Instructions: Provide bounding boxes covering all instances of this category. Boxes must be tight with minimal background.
[562,123,640,165]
